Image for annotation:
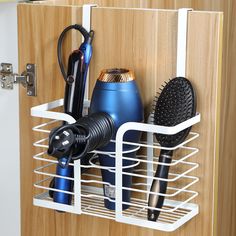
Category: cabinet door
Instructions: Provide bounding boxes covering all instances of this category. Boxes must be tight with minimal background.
[18,2,223,236]
[0,2,20,236]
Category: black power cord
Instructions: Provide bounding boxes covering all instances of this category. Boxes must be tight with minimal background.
[57,24,90,81]
[48,112,115,163]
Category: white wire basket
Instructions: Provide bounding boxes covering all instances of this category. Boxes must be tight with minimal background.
[31,98,200,232]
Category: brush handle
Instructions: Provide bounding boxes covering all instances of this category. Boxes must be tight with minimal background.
[147,149,173,221]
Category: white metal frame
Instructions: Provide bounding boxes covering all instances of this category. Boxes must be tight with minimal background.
[82,4,97,101]
[31,98,200,231]
[30,6,200,232]
[176,8,192,77]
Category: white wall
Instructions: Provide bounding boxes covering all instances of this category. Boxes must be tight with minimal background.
[0,2,21,236]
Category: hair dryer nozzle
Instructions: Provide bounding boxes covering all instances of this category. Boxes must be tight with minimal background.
[98,68,135,83]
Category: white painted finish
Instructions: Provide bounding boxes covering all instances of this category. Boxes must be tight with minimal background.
[0,2,21,236]
[82,4,97,100]
[176,8,192,77]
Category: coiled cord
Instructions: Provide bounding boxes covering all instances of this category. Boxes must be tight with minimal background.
[76,112,114,153]
[48,112,115,166]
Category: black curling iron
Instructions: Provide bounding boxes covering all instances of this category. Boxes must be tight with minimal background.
[58,24,94,120]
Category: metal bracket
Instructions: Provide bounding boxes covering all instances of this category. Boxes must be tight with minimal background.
[0,63,37,96]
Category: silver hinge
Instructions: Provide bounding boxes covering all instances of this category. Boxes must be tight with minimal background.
[0,63,37,96]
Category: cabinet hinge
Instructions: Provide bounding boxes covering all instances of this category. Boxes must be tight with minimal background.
[0,63,37,96]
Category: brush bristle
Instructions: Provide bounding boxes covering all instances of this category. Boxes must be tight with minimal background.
[153,77,196,147]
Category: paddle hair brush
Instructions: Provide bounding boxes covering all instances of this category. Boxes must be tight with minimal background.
[148,77,196,221]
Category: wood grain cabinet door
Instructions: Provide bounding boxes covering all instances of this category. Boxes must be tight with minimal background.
[17,1,229,236]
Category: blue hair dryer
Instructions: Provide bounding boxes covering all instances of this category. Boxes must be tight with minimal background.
[89,69,144,210]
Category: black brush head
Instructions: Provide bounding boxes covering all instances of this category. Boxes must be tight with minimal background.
[153,77,196,147]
